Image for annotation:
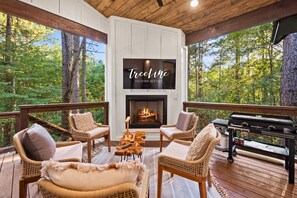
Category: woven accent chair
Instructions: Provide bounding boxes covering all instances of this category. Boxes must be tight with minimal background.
[69,112,111,163]
[13,129,83,198]
[160,114,198,152]
[157,129,221,198]
[37,169,150,198]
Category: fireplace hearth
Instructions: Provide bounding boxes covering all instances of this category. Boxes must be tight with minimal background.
[126,95,167,128]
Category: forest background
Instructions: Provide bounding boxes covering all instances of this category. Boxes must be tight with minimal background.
[0,12,296,148]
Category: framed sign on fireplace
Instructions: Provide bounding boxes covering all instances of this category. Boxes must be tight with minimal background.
[123,58,176,89]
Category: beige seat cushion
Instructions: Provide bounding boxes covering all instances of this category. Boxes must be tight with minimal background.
[160,126,183,138]
[41,159,146,191]
[52,142,83,161]
[176,111,194,131]
[72,126,109,138]
[160,141,189,160]
[186,123,217,161]
[72,112,97,131]
[23,123,56,161]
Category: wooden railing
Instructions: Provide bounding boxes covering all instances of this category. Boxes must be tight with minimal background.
[0,111,21,153]
[19,102,109,130]
[183,102,297,116]
[0,102,109,153]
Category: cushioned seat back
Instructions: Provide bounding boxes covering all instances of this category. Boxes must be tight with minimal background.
[187,115,198,131]
[186,123,218,161]
[70,112,97,131]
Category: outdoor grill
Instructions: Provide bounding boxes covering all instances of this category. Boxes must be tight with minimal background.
[213,112,297,184]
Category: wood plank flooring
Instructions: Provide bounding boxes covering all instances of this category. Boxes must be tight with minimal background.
[0,147,296,198]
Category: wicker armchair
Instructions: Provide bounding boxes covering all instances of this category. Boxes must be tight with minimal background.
[69,113,111,163]
[37,169,150,198]
[160,115,198,152]
[157,129,221,198]
[13,129,83,198]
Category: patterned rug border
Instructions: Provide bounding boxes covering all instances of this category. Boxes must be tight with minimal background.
[84,145,231,198]
[211,175,230,198]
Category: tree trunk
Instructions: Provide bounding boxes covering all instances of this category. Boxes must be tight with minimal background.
[81,37,87,104]
[280,33,297,107]
[3,14,13,146]
[234,41,241,103]
[72,36,80,104]
[61,31,73,130]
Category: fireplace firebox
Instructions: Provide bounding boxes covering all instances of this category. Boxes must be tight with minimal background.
[126,95,167,128]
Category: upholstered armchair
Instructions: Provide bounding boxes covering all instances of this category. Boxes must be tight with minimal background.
[160,111,198,152]
[157,123,221,198]
[13,124,83,198]
[69,112,111,163]
[37,160,150,198]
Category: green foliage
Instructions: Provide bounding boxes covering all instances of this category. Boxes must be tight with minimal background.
[0,13,106,146]
[188,23,283,145]
[189,23,282,106]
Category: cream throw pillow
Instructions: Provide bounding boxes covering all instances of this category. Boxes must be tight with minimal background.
[72,112,97,131]
[186,123,217,161]
[41,159,146,191]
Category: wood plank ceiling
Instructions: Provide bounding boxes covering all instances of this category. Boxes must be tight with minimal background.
[85,0,279,35]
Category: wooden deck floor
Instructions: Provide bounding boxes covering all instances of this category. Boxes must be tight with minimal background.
[0,147,296,198]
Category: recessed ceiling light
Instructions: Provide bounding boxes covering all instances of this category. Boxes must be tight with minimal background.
[190,0,199,7]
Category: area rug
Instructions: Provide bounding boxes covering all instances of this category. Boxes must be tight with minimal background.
[82,142,103,163]
[92,146,230,198]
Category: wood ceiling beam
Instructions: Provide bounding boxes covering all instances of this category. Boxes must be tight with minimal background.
[0,0,107,44]
[186,0,297,45]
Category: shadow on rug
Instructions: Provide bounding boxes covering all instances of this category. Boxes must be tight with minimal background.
[82,142,103,163]
[93,147,231,198]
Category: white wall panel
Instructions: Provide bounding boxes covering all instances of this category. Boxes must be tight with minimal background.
[161,30,178,59]
[107,16,185,140]
[20,0,108,34]
[115,21,132,59]
[114,20,132,138]
[147,28,161,59]
[131,24,147,58]
[60,0,82,23]
[31,0,59,14]
[82,4,100,30]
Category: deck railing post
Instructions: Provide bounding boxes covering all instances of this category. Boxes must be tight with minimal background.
[20,107,29,130]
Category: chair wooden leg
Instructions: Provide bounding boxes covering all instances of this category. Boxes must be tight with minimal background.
[107,134,111,152]
[87,139,92,163]
[160,133,163,152]
[207,169,212,187]
[198,179,207,198]
[93,140,95,148]
[19,178,27,198]
[157,164,163,198]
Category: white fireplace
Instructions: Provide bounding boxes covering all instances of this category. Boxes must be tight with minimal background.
[106,16,187,140]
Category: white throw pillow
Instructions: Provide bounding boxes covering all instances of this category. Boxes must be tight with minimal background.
[186,123,217,161]
[41,159,146,191]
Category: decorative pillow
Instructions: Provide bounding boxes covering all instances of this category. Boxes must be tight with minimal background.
[186,123,217,161]
[23,123,56,161]
[187,115,197,130]
[176,111,194,131]
[72,112,97,131]
[41,159,146,191]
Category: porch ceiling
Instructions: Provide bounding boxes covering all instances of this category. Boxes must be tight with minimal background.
[85,0,279,34]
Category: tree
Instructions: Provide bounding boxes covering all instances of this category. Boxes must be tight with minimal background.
[81,37,87,103]
[0,13,61,146]
[2,14,12,146]
[280,33,297,106]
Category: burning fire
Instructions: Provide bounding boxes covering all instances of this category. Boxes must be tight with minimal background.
[139,108,157,119]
